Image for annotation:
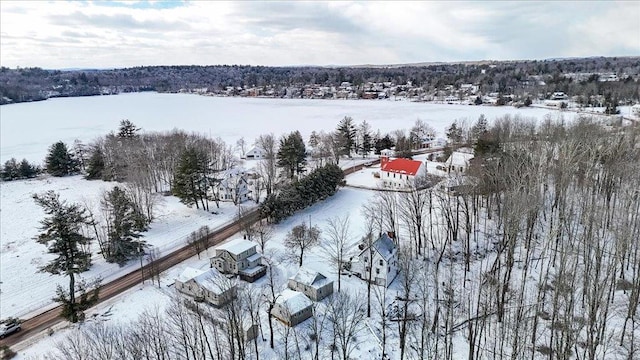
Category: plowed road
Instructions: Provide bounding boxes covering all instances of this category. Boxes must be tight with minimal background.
[0,163,372,349]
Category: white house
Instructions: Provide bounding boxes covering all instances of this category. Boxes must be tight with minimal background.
[288,268,334,301]
[245,146,266,160]
[354,233,398,287]
[210,239,266,282]
[272,289,314,327]
[380,148,395,157]
[380,157,426,189]
[216,169,251,204]
[445,148,475,174]
[175,267,235,307]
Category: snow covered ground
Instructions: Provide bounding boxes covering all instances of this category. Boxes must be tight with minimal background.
[0,175,252,319]
[12,187,379,359]
[0,92,576,164]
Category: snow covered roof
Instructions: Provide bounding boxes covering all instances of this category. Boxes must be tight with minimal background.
[289,267,331,288]
[177,267,206,283]
[177,267,229,295]
[276,289,313,314]
[216,238,256,256]
[246,253,262,263]
[381,158,423,176]
[360,233,396,261]
[446,151,474,167]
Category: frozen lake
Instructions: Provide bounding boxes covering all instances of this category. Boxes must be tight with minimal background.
[0,93,569,164]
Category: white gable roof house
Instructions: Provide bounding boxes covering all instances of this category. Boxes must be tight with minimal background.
[446,148,475,174]
[272,289,314,327]
[216,168,251,204]
[210,238,266,282]
[175,267,236,307]
[353,233,398,287]
[288,267,334,301]
[245,146,266,159]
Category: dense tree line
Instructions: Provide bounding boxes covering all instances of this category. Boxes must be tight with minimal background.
[1,56,638,104]
[260,164,344,223]
[1,157,39,181]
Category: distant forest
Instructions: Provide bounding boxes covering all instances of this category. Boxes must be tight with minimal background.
[1,56,639,105]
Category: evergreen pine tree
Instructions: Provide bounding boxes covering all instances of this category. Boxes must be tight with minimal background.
[336,116,357,157]
[471,114,488,141]
[85,147,106,180]
[1,158,19,180]
[33,191,94,323]
[19,158,38,178]
[172,147,210,209]
[117,119,141,138]
[45,141,79,177]
[277,131,307,179]
[446,122,463,144]
[358,120,373,157]
[374,134,394,155]
[102,186,147,265]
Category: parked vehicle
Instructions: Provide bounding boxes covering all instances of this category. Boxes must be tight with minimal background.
[0,318,22,338]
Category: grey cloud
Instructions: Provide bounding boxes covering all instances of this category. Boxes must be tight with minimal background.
[50,11,191,32]
[233,2,364,36]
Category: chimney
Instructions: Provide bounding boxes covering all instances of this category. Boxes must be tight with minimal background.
[380,156,389,168]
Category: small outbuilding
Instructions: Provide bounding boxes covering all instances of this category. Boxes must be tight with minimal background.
[271,289,314,327]
[288,267,334,301]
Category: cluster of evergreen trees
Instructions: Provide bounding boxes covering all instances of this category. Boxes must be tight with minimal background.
[260,164,344,223]
[1,157,39,181]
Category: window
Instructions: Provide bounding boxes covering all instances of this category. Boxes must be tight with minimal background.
[365,266,370,272]
[379,259,383,265]
[393,173,396,178]
[376,268,380,274]
[364,256,368,263]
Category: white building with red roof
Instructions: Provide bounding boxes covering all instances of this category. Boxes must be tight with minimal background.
[380,156,426,189]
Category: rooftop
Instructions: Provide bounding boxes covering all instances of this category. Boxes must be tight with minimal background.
[381,157,423,176]
[176,267,230,295]
[289,267,331,288]
[276,289,313,313]
[216,238,256,256]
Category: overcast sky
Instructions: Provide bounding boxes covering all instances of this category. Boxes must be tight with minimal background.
[1,1,638,69]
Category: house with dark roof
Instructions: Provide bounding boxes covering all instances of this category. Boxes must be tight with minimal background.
[379,156,426,189]
[288,267,334,301]
[353,233,398,287]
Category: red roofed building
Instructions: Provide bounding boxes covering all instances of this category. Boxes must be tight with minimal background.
[380,156,426,188]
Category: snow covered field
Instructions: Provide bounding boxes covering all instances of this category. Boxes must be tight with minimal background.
[13,187,379,359]
[0,175,252,319]
[0,92,573,164]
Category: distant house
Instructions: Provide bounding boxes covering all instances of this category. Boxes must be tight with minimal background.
[210,239,266,282]
[380,157,426,189]
[353,233,398,287]
[216,169,251,204]
[245,146,266,159]
[175,267,235,307]
[551,92,568,100]
[380,148,395,157]
[445,148,474,174]
[272,289,314,327]
[288,268,334,301]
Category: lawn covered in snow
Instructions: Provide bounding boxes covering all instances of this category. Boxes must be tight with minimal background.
[0,175,251,319]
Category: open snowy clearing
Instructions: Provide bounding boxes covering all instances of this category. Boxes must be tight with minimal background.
[0,175,253,319]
